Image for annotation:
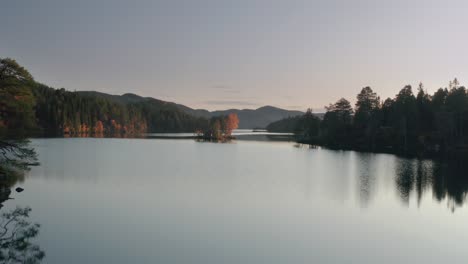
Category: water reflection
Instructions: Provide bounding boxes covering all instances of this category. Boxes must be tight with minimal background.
[0,175,44,263]
[0,173,24,210]
[14,138,468,263]
[0,207,45,263]
[0,139,44,263]
[395,159,416,204]
[377,156,468,212]
[431,159,468,212]
[354,153,377,207]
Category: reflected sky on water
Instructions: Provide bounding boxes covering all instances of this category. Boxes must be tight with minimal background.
[4,138,468,263]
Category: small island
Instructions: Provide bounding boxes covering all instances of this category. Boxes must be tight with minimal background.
[196,113,239,141]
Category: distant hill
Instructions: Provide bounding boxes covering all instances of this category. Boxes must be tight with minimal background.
[77,91,304,129]
[77,91,176,109]
[206,106,303,129]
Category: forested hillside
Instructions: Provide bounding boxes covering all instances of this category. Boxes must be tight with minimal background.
[0,58,208,137]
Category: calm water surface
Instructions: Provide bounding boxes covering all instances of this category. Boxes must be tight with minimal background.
[4,137,468,263]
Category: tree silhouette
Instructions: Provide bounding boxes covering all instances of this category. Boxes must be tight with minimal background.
[277,78,468,156]
[354,87,381,150]
[322,98,354,148]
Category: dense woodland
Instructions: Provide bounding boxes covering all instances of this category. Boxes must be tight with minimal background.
[269,81,468,156]
[0,58,215,137]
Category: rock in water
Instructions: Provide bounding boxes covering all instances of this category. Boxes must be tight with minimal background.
[15,187,24,193]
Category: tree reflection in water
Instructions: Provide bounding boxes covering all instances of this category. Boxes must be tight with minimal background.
[0,207,44,263]
[0,139,44,263]
[431,159,468,212]
[394,157,468,212]
[0,178,44,264]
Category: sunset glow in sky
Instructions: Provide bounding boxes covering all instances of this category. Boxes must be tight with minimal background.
[2,0,468,111]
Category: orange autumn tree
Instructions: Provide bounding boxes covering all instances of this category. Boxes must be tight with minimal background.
[202,113,239,140]
[224,113,239,136]
[94,121,104,134]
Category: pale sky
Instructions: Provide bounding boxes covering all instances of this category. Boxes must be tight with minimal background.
[1,0,468,111]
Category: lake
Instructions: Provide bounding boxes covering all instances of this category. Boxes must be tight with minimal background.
[3,136,468,263]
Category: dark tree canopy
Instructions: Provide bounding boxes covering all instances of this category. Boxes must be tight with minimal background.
[321,98,354,148]
[0,59,36,136]
[0,58,34,82]
[294,109,321,143]
[268,78,468,156]
[355,86,380,126]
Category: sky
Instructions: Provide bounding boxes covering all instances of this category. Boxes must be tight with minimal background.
[2,0,468,111]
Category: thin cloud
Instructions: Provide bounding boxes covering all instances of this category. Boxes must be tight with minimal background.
[211,85,241,94]
[212,85,230,89]
[287,105,305,110]
[203,100,258,106]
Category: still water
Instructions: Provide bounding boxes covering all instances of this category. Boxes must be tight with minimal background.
[4,137,468,263]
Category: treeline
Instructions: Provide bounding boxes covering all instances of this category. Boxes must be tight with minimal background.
[269,80,468,156]
[266,116,304,133]
[32,84,148,136]
[0,58,209,137]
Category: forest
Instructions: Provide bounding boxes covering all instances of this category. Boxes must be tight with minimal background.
[269,80,468,156]
[0,58,214,137]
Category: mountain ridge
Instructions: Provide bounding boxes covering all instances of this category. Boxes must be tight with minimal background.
[76,91,305,128]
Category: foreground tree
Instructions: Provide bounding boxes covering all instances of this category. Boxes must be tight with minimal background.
[0,58,36,136]
[0,61,43,260]
[0,58,33,82]
[0,62,39,188]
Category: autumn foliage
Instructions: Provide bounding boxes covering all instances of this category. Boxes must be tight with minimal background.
[201,113,239,140]
[224,113,239,136]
